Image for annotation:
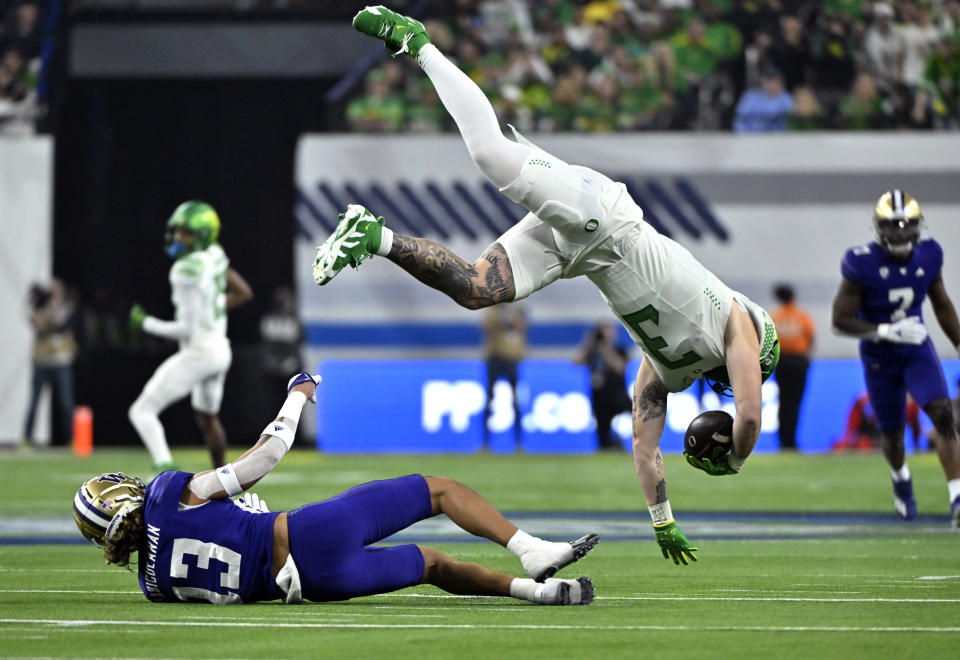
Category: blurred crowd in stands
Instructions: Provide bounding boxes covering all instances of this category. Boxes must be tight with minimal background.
[344,0,960,132]
[0,0,47,134]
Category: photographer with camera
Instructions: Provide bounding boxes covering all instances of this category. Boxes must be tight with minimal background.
[22,279,77,447]
[573,321,632,451]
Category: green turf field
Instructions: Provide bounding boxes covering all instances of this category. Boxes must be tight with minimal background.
[2,448,959,659]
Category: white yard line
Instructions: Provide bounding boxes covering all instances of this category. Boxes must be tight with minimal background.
[2,588,960,604]
[2,619,959,633]
[0,568,116,573]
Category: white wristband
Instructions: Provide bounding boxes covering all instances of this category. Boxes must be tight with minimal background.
[648,500,674,526]
[261,420,296,451]
[215,463,243,496]
[728,453,746,471]
[277,392,307,431]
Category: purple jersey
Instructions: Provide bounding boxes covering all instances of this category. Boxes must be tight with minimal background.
[841,238,942,327]
[841,238,949,428]
[137,471,280,604]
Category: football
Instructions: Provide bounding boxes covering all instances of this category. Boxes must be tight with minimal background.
[683,410,734,462]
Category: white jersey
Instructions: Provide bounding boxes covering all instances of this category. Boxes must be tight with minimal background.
[498,143,776,392]
[143,244,230,348]
[588,220,775,392]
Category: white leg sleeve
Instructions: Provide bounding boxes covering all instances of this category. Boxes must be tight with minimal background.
[417,44,531,188]
[128,396,172,467]
[129,350,213,466]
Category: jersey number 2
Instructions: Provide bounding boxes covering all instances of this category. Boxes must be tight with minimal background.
[170,537,242,604]
[622,305,702,369]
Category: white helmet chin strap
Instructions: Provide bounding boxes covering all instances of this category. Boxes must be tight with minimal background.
[105,501,144,540]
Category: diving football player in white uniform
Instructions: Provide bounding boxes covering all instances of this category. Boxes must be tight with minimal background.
[313,6,780,566]
[129,201,253,471]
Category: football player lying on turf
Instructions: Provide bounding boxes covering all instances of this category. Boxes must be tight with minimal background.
[73,374,598,605]
[313,5,781,566]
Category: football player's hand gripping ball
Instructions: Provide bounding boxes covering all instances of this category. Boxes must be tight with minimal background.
[653,521,698,565]
[683,411,739,476]
[685,453,740,476]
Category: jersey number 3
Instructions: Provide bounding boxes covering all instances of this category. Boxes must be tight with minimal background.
[170,537,242,604]
[622,305,702,369]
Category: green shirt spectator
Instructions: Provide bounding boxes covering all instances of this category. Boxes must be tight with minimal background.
[404,81,447,133]
[704,20,743,62]
[922,37,960,119]
[823,0,865,21]
[837,73,887,129]
[670,19,722,92]
[788,86,827,130]
[619,73,665,130]
[572,99,618,132]
[346,69,405,132]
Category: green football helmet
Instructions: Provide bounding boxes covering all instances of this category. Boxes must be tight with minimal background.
[165,201,221,259]
[73,473,145,547]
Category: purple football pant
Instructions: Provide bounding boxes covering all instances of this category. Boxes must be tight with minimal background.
[286,474,432,601]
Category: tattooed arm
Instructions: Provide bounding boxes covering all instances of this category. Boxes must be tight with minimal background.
[387,236,516,310]
[632,359,698,564]
[631,359,670,507]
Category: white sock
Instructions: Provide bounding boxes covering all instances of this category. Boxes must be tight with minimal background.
[892,464,911,482]
[415,43,529,188]
[948,479,960,503]
[509,578,539,602]
[506,529,540,558]
[375,226,394,256]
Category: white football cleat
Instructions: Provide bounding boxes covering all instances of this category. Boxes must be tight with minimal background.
[536,577,595,606]
[521,533,599,582]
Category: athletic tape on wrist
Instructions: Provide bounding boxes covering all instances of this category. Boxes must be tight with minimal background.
[648,501,674,526]
[215,463,243,497]
[278,391,306,425]
[727,453,746,471]
[261,420,295,451]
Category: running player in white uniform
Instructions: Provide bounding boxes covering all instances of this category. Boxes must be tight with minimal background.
[314,7,780,566]
[129,201,253,471]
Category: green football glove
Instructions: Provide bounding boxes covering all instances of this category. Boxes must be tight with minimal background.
[685,453,740,476]
[129,303,148,332]
[653,520,698,565]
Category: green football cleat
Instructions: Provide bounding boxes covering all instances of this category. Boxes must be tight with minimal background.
[352,5,431,58]
[313,204,385,286]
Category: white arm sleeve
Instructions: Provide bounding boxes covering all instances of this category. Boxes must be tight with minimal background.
[188,392,307,500]
[142,275,204,341]
[142,315,190,340]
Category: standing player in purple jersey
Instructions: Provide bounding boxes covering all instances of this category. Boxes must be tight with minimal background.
[832,190,960,526]
[72,374,598,606]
